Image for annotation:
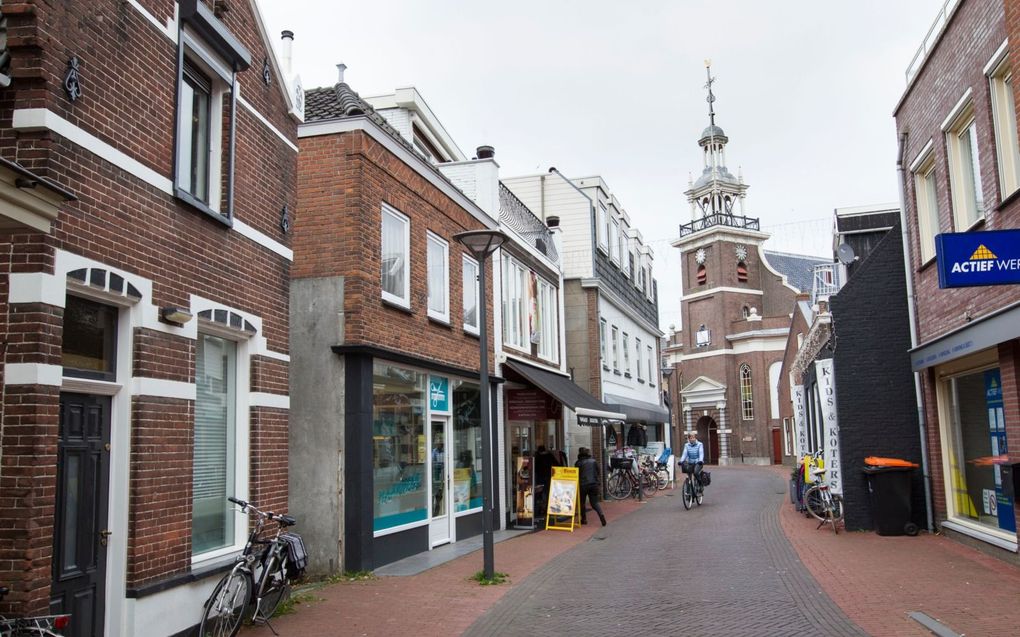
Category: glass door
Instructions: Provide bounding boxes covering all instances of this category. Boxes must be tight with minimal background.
[510,424,534,528]
[429,418,453,547]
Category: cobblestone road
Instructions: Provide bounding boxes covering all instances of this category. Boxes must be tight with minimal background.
[464,466,865,637]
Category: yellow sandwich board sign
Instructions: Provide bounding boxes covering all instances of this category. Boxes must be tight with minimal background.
[545,466,579,532]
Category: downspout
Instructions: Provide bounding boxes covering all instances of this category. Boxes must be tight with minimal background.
[896,131,935,533]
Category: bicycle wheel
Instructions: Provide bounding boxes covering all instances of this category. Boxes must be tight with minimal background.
[682,479,693,510]
[830,494,845,522]
[804,486,827,522]
[640,472,657,497]
[254,552,291,621]
[655,469,669,490]
[695,480,704,506]
[606,473,629,500]
[199,569,251,637]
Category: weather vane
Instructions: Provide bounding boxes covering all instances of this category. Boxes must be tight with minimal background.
[704,59,716,126]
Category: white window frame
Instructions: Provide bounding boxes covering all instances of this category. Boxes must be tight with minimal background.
[600,318,608,368]
[989,57,1020,201]
[610,218,620,264]
[618,226,628,274]
[611,325,620,372]
[740,364,754,420]
[944,100,986,230]
[426,232,450,323]
[636,337,643,381]
[645,265,654,300]
[462,255,479,334]
[535,276,558,363]
[647,344,654,386]
[501,254,528,351]
[381,204,411,308]
[596,203,608,252]
[913,151,941,264]
[631,248,641,287]
[622,332,630,376]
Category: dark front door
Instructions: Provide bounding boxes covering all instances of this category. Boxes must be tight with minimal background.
[772,428,783,464]
[52,393,111,637]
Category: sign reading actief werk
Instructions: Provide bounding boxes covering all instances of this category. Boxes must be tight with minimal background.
[935,229,1020,288]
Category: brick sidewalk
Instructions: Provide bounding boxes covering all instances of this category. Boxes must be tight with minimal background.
[778,470,1020,636]
[242,497,644,636]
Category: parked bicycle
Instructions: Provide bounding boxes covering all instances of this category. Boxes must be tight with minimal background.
[199,497,306,637]
[606,456,656,500]
[680,462,706,510]
[804,465,844,534]
[0,587,70,636]
[641,457,671,490]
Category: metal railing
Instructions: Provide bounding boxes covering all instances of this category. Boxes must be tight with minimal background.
[678,212,760,237]
[905,0,961,84]
[498,183,558,262]
[811,263,841,306]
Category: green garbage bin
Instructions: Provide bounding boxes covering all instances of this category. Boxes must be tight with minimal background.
[863,465,919,536]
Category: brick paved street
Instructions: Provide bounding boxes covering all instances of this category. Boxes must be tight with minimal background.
[464,466,863,637]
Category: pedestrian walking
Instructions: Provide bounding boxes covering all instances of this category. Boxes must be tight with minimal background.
[575,447,606,526]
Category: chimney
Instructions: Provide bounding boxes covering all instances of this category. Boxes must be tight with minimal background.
[336,63,347,84]
[476,145,495,159]
[280,31,294,75]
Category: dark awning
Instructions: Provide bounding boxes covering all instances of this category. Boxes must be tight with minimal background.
[503,359,625,426]
[602,393,669,424]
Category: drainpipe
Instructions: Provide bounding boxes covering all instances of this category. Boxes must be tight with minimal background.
[896,131,935,533]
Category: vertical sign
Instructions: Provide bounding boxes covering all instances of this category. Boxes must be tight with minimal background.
[429,375,450,413]
[815,359,842,495]
[792,385,808,457]
[985,369,1015,532]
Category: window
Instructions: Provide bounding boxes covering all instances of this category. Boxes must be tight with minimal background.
[597,203,608,252]
[622,332,630,376]
[610,218,620,264]
[382,205,410,307]
[462,255,479,333]
[178,61,212,204]
[631,249,640,286]
[697,264,707,286]
[611,325,620,372]
[618,227,628,273]
[636,338,643,381]
[740,364,754,420]
[946,107,985,229]
[769,361,782,420]
[427,232,449,322]
[742,305,750,319]
[62,296,118,381]
[501,255,527,350]
[736,261,748,282]
[600,318,608,368]
[372,362,427,532]
[990,60,1020,199]
[452,380,482,512]
[647,345,654,386]
[535,277,558,362]
[646,265,654,300]
[914,154,941,263]
[193,333,238,555]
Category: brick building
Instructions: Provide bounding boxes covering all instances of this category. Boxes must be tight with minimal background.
[895,0,1020,559]
[0,1,299,635]
[669,67,825,465]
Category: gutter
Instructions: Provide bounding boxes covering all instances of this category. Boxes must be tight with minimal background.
[896,131,935,533]
[547,166,595,276]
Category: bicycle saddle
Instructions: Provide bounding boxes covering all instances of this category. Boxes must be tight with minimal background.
[276,514,297,527]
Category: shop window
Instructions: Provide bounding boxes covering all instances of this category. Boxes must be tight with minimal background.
[62,295,118,381]
[452,381,482,512]
[193,333,238,555]
[372,362,427,533]
[943,367,1015,533]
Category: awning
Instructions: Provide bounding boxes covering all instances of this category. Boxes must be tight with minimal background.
[909,300,1020,371]
[503,359,625,426]
[602,393,669,424]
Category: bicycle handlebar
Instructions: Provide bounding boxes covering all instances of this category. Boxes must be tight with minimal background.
[227,496,296,526]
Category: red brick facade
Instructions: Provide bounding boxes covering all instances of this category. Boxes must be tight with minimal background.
[0,0,296,630]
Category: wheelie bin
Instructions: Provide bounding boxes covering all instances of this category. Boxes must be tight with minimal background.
[863,458,919,537]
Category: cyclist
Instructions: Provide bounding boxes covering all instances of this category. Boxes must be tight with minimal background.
[678,432,705,487]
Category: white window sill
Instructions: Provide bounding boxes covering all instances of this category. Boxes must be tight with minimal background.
[191,545,243,568]
[941,519,1018,552]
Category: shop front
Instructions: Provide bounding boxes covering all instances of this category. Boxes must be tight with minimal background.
[910,304,1020,552]
[501,359,623,528]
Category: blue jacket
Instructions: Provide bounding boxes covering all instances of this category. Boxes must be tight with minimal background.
[679,441,704,464]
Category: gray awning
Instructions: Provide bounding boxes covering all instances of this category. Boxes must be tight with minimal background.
[910,300,1020,371]
[602,393,670,424]
[503,360,625,425]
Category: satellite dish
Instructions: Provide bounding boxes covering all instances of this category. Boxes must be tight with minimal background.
[836,243,857,266]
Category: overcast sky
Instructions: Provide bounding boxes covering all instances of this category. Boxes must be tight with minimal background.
[263,0,942,332]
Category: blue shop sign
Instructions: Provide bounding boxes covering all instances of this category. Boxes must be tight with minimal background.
[429,375,450,413]
[935,229,1020,288]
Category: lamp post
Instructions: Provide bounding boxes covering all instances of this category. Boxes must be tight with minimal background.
[454,229,508,579]
[661,366,675,451]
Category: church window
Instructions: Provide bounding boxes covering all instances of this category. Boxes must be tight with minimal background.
[740,364,754,420]
[696,264,707,285]
[742,305,750,319]
[736,261,748,282]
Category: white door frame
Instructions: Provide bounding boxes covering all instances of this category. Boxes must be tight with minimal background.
[429,416,454,547]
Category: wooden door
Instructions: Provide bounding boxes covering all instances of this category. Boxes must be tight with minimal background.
[772,428,783,464]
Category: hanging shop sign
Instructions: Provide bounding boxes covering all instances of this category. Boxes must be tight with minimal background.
[815,359,843,496]
[792,384,808,457]
[936,229,1020,288]
[507,389,559,420]
[545,466,579,532]
[429,375,449,413]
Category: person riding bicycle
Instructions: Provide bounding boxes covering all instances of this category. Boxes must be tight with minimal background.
[678,432,705,486]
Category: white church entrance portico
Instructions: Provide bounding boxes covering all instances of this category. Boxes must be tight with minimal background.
[680,376,731,464]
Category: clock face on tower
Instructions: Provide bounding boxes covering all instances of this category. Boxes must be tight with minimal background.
[695,248,707,264]
[735,245,748,261]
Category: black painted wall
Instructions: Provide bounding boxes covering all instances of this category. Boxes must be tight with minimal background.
[830,224,926,531]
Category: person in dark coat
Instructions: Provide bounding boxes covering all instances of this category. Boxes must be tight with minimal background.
[575,447,606,526]
[534,446,555,515]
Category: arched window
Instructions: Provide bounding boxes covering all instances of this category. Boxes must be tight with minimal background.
[736,261,748,282]
[742,305,750,319]
[697,264,707,285]
[740,364,754,420]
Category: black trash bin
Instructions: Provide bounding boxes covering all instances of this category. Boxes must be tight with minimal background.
[863,465,919,536]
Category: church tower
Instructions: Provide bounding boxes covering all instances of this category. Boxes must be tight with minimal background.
[670,63,796,466]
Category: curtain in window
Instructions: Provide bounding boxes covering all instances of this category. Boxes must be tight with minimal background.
[193,334,237,554]
[463,258,478,329]
[382,210,406,300]
[427,236,447,316]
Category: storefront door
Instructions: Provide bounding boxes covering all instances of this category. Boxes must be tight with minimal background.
[510,424,534,528]
[429,418,453,547]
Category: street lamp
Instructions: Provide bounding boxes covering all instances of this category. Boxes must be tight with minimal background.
[454,228,508,579]
[661,366,675,451]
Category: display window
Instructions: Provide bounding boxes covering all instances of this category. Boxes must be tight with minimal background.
[939,358,1015,535]
[452,380,482,513]
[372,363,428,532]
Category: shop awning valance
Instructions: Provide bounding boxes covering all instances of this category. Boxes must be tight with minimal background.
[503,359,625,426]
[601,393,669,424]
[909,300,1020,371]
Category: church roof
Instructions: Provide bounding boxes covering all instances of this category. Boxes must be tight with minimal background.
[692,165,739,189]
[699,124,727,141]
[763,251,830,294]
